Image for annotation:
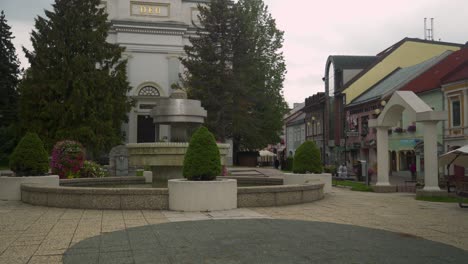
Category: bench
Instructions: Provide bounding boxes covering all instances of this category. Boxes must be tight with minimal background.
[445,175,467,193]
[456,181,468,208]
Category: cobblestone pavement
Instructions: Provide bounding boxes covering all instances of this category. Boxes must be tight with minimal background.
[0,188,467,263]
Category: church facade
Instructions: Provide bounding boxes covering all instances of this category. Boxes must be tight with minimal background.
[103,0,208,143]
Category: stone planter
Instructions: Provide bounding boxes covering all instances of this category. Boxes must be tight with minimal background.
[168,179,237,212]
[283,173,332,193]
[0,175,59,201]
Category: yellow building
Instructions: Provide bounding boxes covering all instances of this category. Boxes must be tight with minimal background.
[343,38,462,104]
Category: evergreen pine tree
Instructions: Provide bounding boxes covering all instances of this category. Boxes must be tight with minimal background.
[181,0,287,160]
[182,0,236,142]
[231,0,287,152]
[19,0,132,156]
[0,10,21,165]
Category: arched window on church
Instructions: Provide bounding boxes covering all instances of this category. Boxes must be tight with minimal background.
[138,86,160,96]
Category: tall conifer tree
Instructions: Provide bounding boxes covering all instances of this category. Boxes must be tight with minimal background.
[0,10,21,165]
[182,0,287,159]
[19,0,132,156]
[183,0,236,142]
[0,10,20,126]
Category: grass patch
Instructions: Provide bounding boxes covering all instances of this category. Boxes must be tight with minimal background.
[333,180,373,192]
[416,196,468,203]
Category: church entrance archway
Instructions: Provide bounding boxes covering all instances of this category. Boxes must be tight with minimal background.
[137,115,156,143]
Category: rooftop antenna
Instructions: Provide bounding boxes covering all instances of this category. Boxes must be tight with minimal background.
[424,18,434,41]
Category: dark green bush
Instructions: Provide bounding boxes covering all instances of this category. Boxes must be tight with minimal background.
[9,132,49,176]
[282,156,294,171]
[324,165,337,175]
[183,126,221,181]
[292,141,323,174]
[0,125,18,167]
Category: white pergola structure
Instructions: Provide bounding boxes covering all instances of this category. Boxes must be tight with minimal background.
[369,91,447,192]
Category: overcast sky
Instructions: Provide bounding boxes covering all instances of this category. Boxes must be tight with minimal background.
[2,0,468,107]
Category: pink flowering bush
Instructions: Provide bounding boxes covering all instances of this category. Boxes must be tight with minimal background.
[50,140,85,179]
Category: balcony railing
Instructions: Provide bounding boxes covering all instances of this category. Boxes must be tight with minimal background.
[445,126,467,137]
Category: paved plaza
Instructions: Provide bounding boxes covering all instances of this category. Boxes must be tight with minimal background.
[1,188,467,263]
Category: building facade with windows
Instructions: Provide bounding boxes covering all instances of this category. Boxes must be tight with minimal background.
[304,93,326,163]
[323,55,377,166]
[284,103,305,157]
[345,51,452,174]
[103,0,207,143]
[441,64,468,151]
[442,71,468,178]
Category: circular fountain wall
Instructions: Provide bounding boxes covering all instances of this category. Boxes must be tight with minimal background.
[20,177,324,210]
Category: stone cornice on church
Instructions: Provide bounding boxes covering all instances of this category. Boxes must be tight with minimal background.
[120,43,185,54]
[110,19,191,36]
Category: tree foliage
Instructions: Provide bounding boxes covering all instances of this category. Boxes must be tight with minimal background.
[18,0,132,156]
[9,132,49,176]
[181,0,287,157]
[292,141,323,174]
[183,126,221,181]
[0,11,21,165]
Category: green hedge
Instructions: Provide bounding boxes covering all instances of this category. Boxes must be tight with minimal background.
[324,165,337,175]
[183,126,221,181]
[9,132,49,176]
[282,156,294,171]
[292,141,323,174]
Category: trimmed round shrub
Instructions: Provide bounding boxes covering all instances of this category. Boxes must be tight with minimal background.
[9,132,49,176]
[183,126,221,181]
[50,140,85,179]
[292,141,323,174]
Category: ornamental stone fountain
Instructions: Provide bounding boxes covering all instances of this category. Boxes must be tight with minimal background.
[126,90,229,182]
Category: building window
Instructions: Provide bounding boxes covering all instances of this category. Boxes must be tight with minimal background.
[138,86,160,96]
[451,100,461,127]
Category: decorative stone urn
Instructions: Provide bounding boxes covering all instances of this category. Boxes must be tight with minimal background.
[283,173,332,193]
[168,179,237,212]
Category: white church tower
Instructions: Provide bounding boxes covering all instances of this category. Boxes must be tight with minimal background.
[102,0,208,143]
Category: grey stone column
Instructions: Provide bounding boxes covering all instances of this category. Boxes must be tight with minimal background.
[376,126,391,186]
[422,121,441,191]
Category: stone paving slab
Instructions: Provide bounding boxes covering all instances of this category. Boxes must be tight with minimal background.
[0,188,467,263]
